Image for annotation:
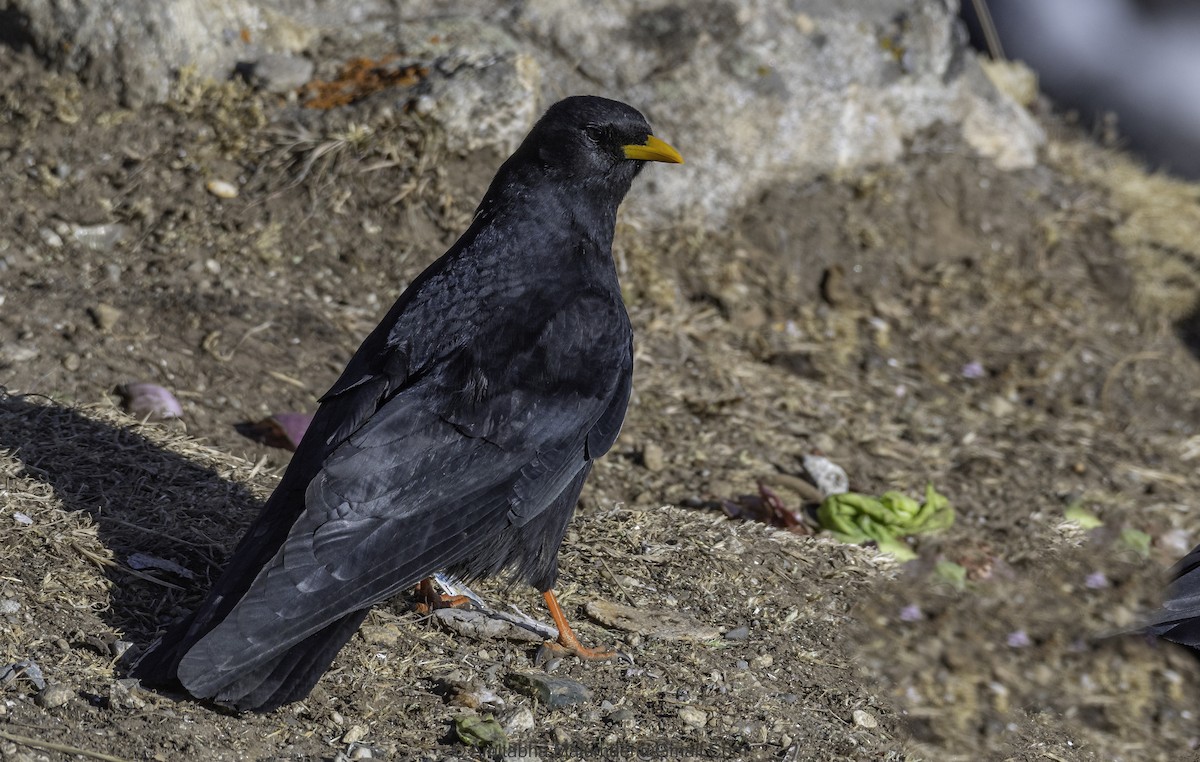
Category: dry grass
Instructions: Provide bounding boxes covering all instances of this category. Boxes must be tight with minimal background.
[0,392,275,652]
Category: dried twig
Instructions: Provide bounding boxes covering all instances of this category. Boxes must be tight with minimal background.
[0,728,134,762]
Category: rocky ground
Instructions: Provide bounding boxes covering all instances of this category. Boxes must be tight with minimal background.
[3,25,1200,762]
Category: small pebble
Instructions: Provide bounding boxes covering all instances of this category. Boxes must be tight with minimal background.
[641,442,665,472]
[415,94,437,116]
[88,303,122,332]
[206,179,239,199]
[0,600,18,615]
[751,653,774,669]
[1,659,45,690]
[108,679,146,710]
[504,672,591,708]
[678,706,707,728]
[359,624,403,647]
[342,725,367,744]
[802,454,848,497]
[37,683,73,709]
[71,223,129,252]
[608,707,634,724]
[852,709,878,728]
[38,228,64,248]
[62,353,81,371]
[1160,529,1192,557]
[503,707,535,734]
[1006,630,1032,648]
[350,748,373,760]
[1085,571,1109,589]
[723,625,750,641]
[243,53,315,93]
[899,604,923,622]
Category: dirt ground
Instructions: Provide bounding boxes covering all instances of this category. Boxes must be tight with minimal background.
[4,42,1200,761]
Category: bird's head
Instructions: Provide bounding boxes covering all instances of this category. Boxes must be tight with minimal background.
[507,95,683,195]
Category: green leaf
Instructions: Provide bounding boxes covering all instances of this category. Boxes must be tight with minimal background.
[1064,503,1103,529]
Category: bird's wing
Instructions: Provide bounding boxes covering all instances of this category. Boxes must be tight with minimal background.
[178,292,631,696]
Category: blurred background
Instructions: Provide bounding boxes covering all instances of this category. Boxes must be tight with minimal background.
[962,0,1200,177]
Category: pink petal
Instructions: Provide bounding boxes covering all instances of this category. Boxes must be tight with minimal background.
[118,383,183,419]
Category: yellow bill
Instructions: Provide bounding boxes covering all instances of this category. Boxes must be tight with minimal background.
[623,134,684,164]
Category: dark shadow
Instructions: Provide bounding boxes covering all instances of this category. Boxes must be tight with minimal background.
[0,9,35,51]
[1176,304,1200,361]
[0,390,259,655]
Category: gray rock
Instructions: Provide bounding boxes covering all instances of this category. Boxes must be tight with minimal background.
[723,625,750,641]
[585,599,720,641]
[641,442,665,472]
[514,0,1044,222]
[37,227,62,248]
[435,607,545,643]
[36,682,73,709]
[71,223,129,252]
[88,303,122,332]
[107,679,146,711]
[504,672,592,709]
[240,53,315,93]
[390,17,542,157]
[502,706,535,734]
[0,659,46,690]
[0,345,39,364]
[678,705,708,728]
[9,0,317,106]
[852,708,879,728]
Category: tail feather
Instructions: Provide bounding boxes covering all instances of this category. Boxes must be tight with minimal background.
[130,472,319,693]
[207,608,371,712]
[1148,547,1200,647]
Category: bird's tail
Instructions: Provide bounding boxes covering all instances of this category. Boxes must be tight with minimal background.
[127,610,196,686]
[129,475,318,699]
[1147,547,1200,647]
[209,608,371,711]
[132,604,370,712]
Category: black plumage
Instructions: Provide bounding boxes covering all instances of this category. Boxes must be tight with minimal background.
[1147,547,1200,648]
[133,96,682,711]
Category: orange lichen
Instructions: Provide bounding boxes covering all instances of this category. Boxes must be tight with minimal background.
[300,55,428,109]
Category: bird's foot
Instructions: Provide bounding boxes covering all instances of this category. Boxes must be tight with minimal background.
[535,638,618,666]
[413,577,474,614]
[537,589,629,665]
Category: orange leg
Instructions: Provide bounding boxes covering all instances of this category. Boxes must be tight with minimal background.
[413,577,473,614]
[540,590,615,660]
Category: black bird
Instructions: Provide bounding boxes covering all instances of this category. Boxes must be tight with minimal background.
[1147,547,1200,649]
[133,96,683,712]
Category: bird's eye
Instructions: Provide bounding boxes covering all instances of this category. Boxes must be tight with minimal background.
[584,124,606,143]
